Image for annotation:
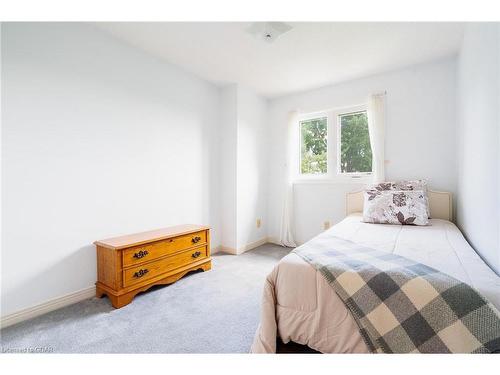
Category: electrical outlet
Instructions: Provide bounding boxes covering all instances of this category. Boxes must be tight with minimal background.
[323,221,331,230]
[256,218,261,228]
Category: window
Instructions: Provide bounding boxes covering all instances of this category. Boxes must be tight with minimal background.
[300,116,327,175]
[338,111,372,174]
[297,106,372,180]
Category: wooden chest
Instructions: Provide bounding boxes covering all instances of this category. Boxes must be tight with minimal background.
[94,224,211,308]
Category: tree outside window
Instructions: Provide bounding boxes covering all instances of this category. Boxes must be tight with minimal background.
[339,111,372,174]
[300,117,327,174]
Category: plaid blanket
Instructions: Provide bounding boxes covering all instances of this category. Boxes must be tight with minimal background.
[293,237,500,353]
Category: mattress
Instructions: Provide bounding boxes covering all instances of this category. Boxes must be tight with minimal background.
[251,214,500,353]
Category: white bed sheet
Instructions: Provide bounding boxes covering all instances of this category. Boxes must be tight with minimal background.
[251,214,500,353]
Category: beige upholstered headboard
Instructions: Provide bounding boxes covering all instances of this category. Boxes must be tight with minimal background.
[346,190,453,222]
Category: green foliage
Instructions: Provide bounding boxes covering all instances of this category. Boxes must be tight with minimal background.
[300,113,372,175]
[340,112,372,173]
[300,117,327,174]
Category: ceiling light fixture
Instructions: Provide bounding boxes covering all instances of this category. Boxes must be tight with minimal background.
[245,22,293,43]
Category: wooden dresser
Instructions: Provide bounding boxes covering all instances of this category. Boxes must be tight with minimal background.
[94,224,211,308]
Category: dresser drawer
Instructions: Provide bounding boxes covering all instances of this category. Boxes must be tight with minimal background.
[122,246,208,287]
[122,230,207,267]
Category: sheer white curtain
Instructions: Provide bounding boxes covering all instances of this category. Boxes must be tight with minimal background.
[279,110,298,248]
[367,94,386,183]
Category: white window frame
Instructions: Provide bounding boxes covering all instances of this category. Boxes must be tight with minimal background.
[295,104,372,184]
[336,105,372,178]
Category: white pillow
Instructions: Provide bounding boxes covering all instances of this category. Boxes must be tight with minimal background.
[362,190,429,226]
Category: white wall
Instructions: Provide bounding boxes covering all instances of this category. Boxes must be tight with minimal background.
[219,85,268,253]
[1,23,222,316]
[267,59,457,244]
[219,85,238,250]
[236,86,268,250]
[456,23,500,274]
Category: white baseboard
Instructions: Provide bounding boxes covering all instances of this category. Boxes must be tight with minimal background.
[1,286,96,329]
[218,237,270,255]
[218,245,237,254]
[211,245,222,254]
[237,237,269,254]
[266,236,281,245]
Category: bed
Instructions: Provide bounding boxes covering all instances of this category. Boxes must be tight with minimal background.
[251,190,500,353]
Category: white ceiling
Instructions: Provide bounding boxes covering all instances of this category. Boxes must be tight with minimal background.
[96,22,465,98]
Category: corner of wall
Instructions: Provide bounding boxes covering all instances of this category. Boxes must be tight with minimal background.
[219,84,270,254]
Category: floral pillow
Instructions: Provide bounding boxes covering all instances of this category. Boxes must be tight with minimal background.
[362,190,429,225]
[367,179,430,217]
[368,179,428,192]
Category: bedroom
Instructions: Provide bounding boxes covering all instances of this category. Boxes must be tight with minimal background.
[1,0,500,373]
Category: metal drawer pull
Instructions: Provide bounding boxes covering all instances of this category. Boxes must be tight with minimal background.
[191,236,202,244]
[192,251,202,259]
[133,269,149,278]
[133,250,149,259]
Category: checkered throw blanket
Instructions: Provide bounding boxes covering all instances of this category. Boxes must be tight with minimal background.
[293,237,500,353]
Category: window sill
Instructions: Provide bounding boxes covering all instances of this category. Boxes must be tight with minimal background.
[293,176,372,185]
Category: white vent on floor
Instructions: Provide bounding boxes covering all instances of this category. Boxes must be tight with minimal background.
[245,22,293,43]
